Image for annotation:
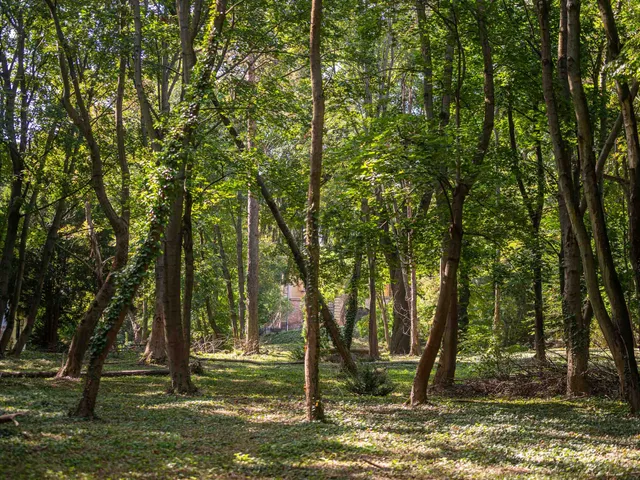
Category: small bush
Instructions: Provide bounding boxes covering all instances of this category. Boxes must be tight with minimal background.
[288,344,306,361]
[342,363,395,396]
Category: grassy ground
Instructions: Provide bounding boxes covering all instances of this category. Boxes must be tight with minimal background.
[1,336,639,479]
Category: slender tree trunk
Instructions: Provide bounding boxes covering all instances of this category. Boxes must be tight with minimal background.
[15,194,67,357]
[343,249,362,350]
[367,246,379,360]
[214,224,239,338]
[234,193,246,336]
[141,254,167,364]
[0,186,36,355]
[209,91,357,374]
[141,298,149,343]
[533,247,546,361]
[304,0,326,421]
[597,0,640,323]
[559,195,589,394]
[434,276,458,386]
[411,0,494,404]
[245,188,260,354]
[182,189,194,349]
[378,293,392,350]
[537,0,640,411]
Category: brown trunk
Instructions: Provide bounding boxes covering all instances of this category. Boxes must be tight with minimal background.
[234,193,246,335]
[566,0,640,410]
[597,0,640,323]
[42,279,61,351]
[304,0,325,422]
[214,224,239,337]
[141,254,167,364]
[367,241,379,359]
[411,189,466,403]
[210,92,356,374]
[537,0,640,411]
[163,175,194,393]
[182,189,194,349]
[0,186,36,355]
[559,195,589,394]
[411,0,494,404]
[15,193,67,357]
[434,275,458,386]
[245,188,260,354]
[141,298,149,342]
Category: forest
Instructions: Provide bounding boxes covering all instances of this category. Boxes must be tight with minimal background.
[1,0,640,477]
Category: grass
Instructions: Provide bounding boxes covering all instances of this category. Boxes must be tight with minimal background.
[1,339,639,479]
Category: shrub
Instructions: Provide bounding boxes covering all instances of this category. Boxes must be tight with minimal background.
[342,363,395,396]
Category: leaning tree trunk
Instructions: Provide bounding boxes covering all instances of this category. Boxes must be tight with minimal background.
[411,0,494,404]
[210,93,357,375]
[411,189,466,402]
[433,275,459,386]
[537,0,640,412]
[382,233,411,354]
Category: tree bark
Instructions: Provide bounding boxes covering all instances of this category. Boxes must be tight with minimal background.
[559,195,589,394]
[245,188,260,354]
[141,254,168,364]
[597,0,640,324]
[304,0,325,421]
[182,189,194,349]
[14,191,67,357]
[411,0,494,405]
[537,0,640,412]
[434,276,458,386]
[343,249,362,350]
[234,193,246,336]
[214,224,239,338]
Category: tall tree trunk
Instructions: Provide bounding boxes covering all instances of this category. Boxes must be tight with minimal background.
[597,0,640,322]
[434,276,458,386]
[367,245,379,359]
[163,173,194,393]
[141,254,167,364]
[304,0,325,421]
[214,224,239,338]
[182,189,194,349]
[234,193,246,336]
[245,188,260,354]
[205,298,222,338]
[0,186,36,355]
[411,0,494,404]
[15,194,67,357]
[343,249,362,350]
[559,195,589,394]
[209,92,357,374]
[377,293,392,350]
[537,0,640,412]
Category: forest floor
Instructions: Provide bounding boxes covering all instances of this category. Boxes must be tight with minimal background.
[1,334,639,479]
